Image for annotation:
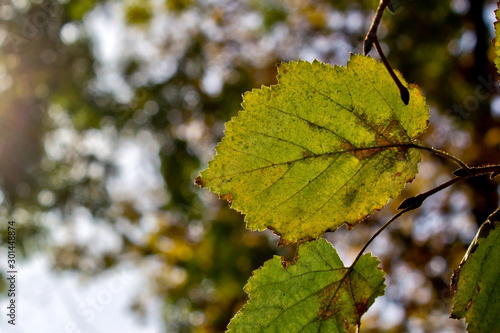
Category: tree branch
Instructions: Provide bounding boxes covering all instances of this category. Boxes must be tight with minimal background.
[364,1,409,105]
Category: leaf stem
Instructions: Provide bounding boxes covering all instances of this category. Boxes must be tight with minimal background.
[409,143,470,170]
[373,39,410,105]
[364,0,409,105]
[347,209,409,275]
[344,143,469,171]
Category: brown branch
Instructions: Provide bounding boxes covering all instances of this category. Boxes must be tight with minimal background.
[363,0,392,55]
[364,0,409,105]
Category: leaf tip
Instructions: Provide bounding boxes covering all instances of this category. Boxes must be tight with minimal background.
[281,256,290,270]
[344,223,356,231]
[220,192,234,204]
[273,228,314,246]
[194,175,207,188]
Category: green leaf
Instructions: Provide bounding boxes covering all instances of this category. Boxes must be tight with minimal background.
[196,55,428,244]
[494,1,500,74]
[227,238,385,332]
[450,209,500,332]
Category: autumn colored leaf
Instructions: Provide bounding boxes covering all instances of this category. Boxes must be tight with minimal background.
[451,209,500,332]
[196,55,428,244]
[226,238,385,332]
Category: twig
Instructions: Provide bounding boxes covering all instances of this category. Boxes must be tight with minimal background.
[364,0,409,105]
[398,165,500,210]
[347,209,409,275]
[364,0,392,55]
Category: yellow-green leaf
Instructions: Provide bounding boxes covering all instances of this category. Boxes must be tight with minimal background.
[227,239,385,332]
[196,55,428,244]
[451,208,500,332]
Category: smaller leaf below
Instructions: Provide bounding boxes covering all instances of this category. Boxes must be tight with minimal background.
[227,238,385,332]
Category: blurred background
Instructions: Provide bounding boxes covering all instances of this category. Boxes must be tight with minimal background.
[0,0,499,332]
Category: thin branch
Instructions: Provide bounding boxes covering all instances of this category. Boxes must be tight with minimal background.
[364,0,392,55]
[398,165,500,210]
[347,208,409,274]
[397,177,463,210]
[364,0,409,105]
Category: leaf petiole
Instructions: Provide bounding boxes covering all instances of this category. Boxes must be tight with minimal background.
[373,39,410,105]
[409,144,470,170]
[364,0,410,105]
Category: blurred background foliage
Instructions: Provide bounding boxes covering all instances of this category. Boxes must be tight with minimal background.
[0,0,499,332]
